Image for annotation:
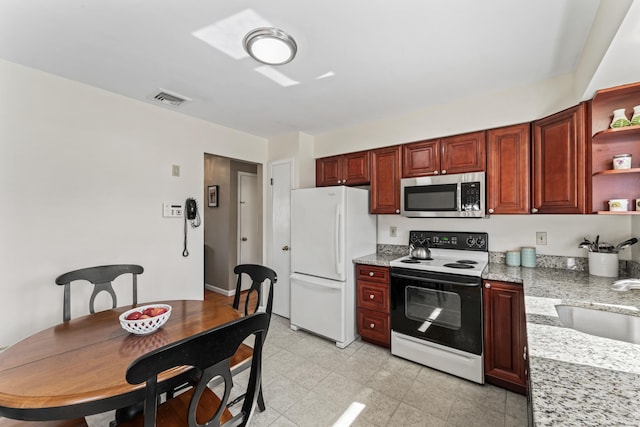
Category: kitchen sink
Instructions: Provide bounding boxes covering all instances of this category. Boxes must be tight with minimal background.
[555,305,640,344]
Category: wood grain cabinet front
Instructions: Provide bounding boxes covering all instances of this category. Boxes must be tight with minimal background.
[486,123,531,214]
[483,280,528,395]
[316,150,370,187]
[532,103,590,214]
[403,131,486,178]
[356,265,390,347]
[370,146,402,214]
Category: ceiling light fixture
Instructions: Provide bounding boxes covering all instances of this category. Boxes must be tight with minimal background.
[243,27,297,65]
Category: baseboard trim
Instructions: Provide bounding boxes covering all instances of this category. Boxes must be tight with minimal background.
[205,283,235,297]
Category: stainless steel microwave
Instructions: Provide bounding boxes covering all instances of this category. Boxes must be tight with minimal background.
[400,172,485,218]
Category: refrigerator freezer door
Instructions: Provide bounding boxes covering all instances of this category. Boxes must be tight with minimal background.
[290,273,345,344]
[291,187,346,281]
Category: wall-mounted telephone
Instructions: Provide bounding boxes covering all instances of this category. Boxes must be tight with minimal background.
[182,198,201,257]
[186,198,198,220]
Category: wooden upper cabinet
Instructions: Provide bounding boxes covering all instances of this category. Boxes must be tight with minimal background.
[316,151,370,187]
[402,131,486,178]
[486,124,531,214]
[316,155,342,187]
[440,131,487,175]
[402,139,440,177]
[370,145,402,214]
[532,103,591,214]
[342,151,370,185]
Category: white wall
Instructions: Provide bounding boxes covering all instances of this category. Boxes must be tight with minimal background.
[314,74,576,158]
[0,60,267,347]
[377,214,633,260]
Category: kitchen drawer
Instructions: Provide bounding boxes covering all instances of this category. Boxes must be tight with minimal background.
[357,308,390,347]
[355,265,389,284]
[357,280,390,313]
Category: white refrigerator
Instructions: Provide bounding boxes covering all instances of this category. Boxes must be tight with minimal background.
[289,186,376,348]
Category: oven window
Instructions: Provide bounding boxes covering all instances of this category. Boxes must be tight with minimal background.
[405,184,457,211]
[405,286,461,330]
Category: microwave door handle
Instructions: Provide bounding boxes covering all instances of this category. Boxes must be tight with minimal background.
[457,182,462,211]
[391,273,480,287]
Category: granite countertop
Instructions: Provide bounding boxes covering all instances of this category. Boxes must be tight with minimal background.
[485,264,640,427]
[353,254,640,426]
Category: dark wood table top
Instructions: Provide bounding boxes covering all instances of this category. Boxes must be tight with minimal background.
[0,299,240,421]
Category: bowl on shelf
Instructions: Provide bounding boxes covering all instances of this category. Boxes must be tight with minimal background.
[119,304,172,335]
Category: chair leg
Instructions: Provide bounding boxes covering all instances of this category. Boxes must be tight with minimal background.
[257,385,266,412]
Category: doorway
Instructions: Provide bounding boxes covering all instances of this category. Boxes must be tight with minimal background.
[270,159,293,318]
[238,172,259,291]
[203,154,262,296]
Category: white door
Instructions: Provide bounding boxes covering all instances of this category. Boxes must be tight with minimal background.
[238,172,258,291]
[291,186,346,281]
[270,160,293,318]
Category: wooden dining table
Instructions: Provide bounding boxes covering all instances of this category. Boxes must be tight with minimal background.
[0,299,240,422]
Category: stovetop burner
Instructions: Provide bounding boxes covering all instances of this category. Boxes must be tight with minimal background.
[400,259,421,264]
[457,260,478,265]
[443,263,474,269]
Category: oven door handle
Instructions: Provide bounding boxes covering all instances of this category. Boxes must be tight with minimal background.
[391,273,480,287]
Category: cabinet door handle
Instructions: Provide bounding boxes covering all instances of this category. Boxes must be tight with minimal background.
[369,294,375,299]
[488,208,494,214]
[370,323,375,329]
[441,169,447,174]
[485,283,491,288]
[531,208,539,213]
[395,209,400,214]
[433,171,439,175]
[369,271,374,277]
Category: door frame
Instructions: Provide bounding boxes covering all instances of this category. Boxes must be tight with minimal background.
[237,171,259,275]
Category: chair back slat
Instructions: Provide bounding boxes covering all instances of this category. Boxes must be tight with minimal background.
[55,264,144,321]
[232,264,277,317]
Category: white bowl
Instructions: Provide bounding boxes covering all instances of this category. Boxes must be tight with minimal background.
[119,304,172,335]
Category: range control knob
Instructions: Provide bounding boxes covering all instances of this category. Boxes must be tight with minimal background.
[466,237,476,247]
[476,237,486,248]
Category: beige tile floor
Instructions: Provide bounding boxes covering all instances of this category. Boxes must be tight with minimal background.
[87,314,528,426]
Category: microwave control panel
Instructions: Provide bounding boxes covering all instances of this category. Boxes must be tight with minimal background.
[460,182,482,212]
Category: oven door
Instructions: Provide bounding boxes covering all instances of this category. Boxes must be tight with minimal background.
[390,267,482,355]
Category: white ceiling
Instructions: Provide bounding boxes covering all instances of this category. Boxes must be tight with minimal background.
[0,0,635,139]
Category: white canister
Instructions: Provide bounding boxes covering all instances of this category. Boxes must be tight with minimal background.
[506,250,521,267]
[608,199,629,211]
[613,154,632,170]
[520,247,536,268]
[588,252,619,277]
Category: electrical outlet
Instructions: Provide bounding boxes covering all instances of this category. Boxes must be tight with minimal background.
[536,231,547,245]
[172,164,180,177]
[390,226,397,237]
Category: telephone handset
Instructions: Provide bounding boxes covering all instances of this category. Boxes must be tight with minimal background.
[186,198,198,220]
[182,198,201,257]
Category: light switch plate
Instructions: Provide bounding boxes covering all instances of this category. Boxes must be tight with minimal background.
[163,203,183,218]
[536,231,547,245]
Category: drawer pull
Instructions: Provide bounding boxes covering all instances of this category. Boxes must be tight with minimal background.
[369,272,374,277]
[369,294,375,299]
[370,323,375,329]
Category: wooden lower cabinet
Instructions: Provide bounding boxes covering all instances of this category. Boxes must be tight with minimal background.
[356,265,390,347]
[483,280,528,395]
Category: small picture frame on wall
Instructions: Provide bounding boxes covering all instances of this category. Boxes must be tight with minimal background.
[207,185,219,207]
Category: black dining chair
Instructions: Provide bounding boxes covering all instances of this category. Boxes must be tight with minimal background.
[229,264,277,412]
[55,264,144,322]
[117,312,270,427]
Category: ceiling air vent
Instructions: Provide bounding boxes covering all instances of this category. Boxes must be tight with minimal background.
[152,89,191,107]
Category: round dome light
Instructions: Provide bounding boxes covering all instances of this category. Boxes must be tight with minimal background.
[243,27,297,65]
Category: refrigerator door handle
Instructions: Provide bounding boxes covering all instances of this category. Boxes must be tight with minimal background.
[334,204,343,275]
[290,273,343,290]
